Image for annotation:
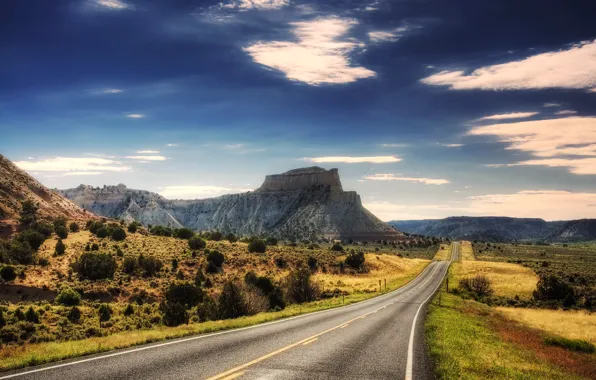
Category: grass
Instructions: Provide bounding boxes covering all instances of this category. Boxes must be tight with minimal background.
[425,291,581,380]
[496,307,596,344]
[460,241,474,261]
[433,244,451,261]
[543,336,595,354]
[0,258,430,372]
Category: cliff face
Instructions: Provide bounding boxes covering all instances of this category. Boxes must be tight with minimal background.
[61,167,402,241]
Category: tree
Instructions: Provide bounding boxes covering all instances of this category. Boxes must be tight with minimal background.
[98,304,112,322]
[95,226,110,239]
[110,227,126,241]
[25,306,40,323]
[8,240,33,264]
[160,301,188,326]
[165,281,203,309]
[208,231,223,241]
[0,265,17,282]
[345,251,365,269]
[75,253,117,280]
[19,200,38,227]
[18,229,46,251]
[285,267,320,304]
[534,274,574,301]
[188,236,206,250]
[55,239,66,255]
[248,240,266,253]
[207,250,225,267]
[69,222,80,233]
[32,221,54,237]
[55,225,68,239]
[218,281,247,319]
[175,228,194,239]
[265,237,278,246]
[53,217,67,230]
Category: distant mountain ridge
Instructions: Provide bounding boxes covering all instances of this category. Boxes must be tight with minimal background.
[61,167,403,241]
[389,216,596,243]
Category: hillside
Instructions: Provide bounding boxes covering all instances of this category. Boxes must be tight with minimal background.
[0,154,92,236]
[61,167,403,241]
[389,217,596,242]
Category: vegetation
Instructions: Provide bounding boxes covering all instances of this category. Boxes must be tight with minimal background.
[188,236,206,250]
[75,252,117,280]
[543,336,595,353]
[247,239,266,253]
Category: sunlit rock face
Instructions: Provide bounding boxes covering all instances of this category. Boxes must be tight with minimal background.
[61,167,403,241]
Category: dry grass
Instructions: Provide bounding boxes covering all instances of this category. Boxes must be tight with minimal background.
[460,241,474,261]
[433,244,451,261]
[496,307,596,345]
[314,255,429,293]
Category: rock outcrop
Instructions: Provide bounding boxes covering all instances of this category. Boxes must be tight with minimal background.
[61,167,402,241]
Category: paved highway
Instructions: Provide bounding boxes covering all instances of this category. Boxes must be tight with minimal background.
[1,244,459,380]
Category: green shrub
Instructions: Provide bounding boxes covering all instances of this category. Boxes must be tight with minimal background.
[209,231,223,241]
[0,265,17,282]
[194,269,205,287]
[206,261,218,274]
[25,306,40,323]
[188,236,206,250]
[459,274,494,298]
[69,222,80,233]
[175,228,194,239]
[265,237,278,246]
[160,301,188,326]
[207,250,225,267]
[217,281,247,319]
[225,233,238,243]
[55,225,68,239]
[122,256,138,274]
[18,229,46,251]
[0,310,6,328]
[307,256,317,270]
[331,243,344,252]
[0,325,19,343]
[534,274,574,301]
[123,304,135,317]
[88,221,103,234]
[285,267,320,304]
[138,255,162,277]
[150,226,173,237]
[165,282,203,309]
[91,243,99,251]
[196,296,218,322]
[75,252,117,280]
[345,251,365,269]
[14,308,25,321]
[67,306,81,323]
[19,200,38,228]
[110,227,127,241]
[544,336,595,353]
[8,240,33,264]
[32,221,54,237]
[98,304,112,322]
[127,222,138,233]
[54,239,66,255]
[53,217,67,229]
[55,287,81,306]
[248,240,266,253]
[96,226,110,239]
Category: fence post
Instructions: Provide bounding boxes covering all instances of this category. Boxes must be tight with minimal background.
[379,279,382,293]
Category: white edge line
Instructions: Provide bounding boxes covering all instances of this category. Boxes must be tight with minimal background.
[0,261,439,379]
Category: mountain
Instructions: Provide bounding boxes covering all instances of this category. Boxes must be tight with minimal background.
[0,154,92,236]
[61,167,403,241]
[389,217,596,243]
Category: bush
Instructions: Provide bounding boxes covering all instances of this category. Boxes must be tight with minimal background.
[54,239,66,255]
[32,221,54,237]
[165,282,203,309]
[69,222,80,233]
[265,237,278,246]
[207,250,225,267]
[53,217,67,229]
[19,200,38,227]
[218,281,248,319]
[544,336,595,353]
[208,231,223,241]
[196,296,219,322]
[25,306,40,323]
[0,310,6,328]
[285,267,320,304]
[160,301,188,326]
[138,255,162,277]
[274,256,287,268]
[175,228,194,240]
[150,225,173,237]
[75,252,117,280]
[194,269,205,287]
[18,229,46,251]
[98,304,112,322]
[206,261,218,274]
[307,256,317,270]
[459,274,493,298]
[0,265,17,282]
[188,236,206,250]
[248,240,266,253]
[55,288,81,306]
[345,251,365,269]
[331,243,344,252]
[243,285,269,315]
[226,233,238,243]
[110,227,126,241]
[55,226,68,239]
[123,304,135,317]
[127,222,138,233]
[95,226,110,239]
[91,243,99,251]
[534,274,574,301]
[8,240,33,264]
[122,256,138,274]
[67,306,81,323]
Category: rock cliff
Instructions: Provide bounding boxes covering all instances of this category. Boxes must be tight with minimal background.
[61,167,402,241]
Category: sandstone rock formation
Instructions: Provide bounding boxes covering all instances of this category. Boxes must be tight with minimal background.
[62,167,402,241]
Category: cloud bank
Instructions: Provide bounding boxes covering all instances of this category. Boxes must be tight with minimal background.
[303,156,400,163]
[363,173,450,185]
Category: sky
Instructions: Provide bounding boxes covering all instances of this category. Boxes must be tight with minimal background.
[1,0,596,222]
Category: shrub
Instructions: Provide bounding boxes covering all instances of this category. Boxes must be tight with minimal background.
[96,226,110,239]
[188,236,206,250]
[265,237,278,246]
[175,228,194,240]
[55,239,66,255]
[127,222,138,233]
[0,325,20,343]
[18,229,46,251]
[25,306,40,323]
[110,227,126,241]
[14,308,25,321]
[544,336,595,353]
[248,240,266,253]
[55,226,68,239]
[207,250,225,267]
[331,243,344,252]
[244,271,258,286]
[243,285,269,315]
[534,274,574,301]
[218,281,248,319]
[0,310,5,328]
[138,255,163,277]
[208,231,223,241]
[69,222,80,233]
[122,256,138,274]
[171,258,178,271]
[123,304,135,317]
[8,240,33,264]
[285,267,320,304]
[307,256,318,270]
[226,233,238,243]
[150,226,173,237]
[67,306,81,323]
[274,256,287,268]
[53,217,67,229]
[459,274,493,298]
[75,252,117,280]
[0,265,17,282]
[196,296,219,322]
[32,221,54,237]
[345,251,365,269]
[194,269,205,287]
[19,200,38,227]
[206,261,218,274]
[98,304,112,322]
[165,281,203,309]
[55,288,81,306]
[160,301,188,326]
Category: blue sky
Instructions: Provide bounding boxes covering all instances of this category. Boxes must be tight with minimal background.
[1,0,596,221]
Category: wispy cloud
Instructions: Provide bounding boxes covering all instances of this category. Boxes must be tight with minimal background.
[380,143,408,148]
[421,40,596,91]
[158,185,253,199]
[368,27,408,43]
[543,102,561,107]
[94,88,123,94]
[555,110,577,115]
[126,114,144,119]
[62,171,104,176]
[94,0,132,10]
[136,150,160,154]
[469,116,596,174]
[437,143,463,148]
[475,112,538,121]
[15,157,131,173]
[244,16,375,85]
[124,155,167,161]
[166,143,179,147]
[363,173,450,185]
[224,144,245,149]
[303,156,401,164]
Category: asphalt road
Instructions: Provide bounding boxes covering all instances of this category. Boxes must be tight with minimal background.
[1,245,458,380]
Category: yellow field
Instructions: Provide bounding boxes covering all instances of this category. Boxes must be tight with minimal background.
[433,244,451,261]
[496,307,596,344]
[460,240,475,260]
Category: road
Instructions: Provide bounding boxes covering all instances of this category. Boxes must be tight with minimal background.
[1,244,459,380]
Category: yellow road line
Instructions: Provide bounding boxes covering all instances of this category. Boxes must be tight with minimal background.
[339,324,349,329]
[219,371,245,380]
[302,338,318,346]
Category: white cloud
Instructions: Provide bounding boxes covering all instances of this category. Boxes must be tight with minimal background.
[555,110,577,115]
[126,114,144,118]
[303,156,400,164]
[475,112,538,121]
[136,150,160,154]
[243,17,376,85]
[124,155,167,161]
[62,171,104,176]
[421,40,596,91]
[380,143,408,148]
[95,0,131,10]
[368,27,408,43]
[14,157,131,173]
[166,143,179,147]
[469,116,596,174]
[467,190,596,220]
[95,88,123,94]
[363,173,450,185]
[238,0,289,10]
[543,102,561,107]
[159,185,253,199]
[437,143,463,148]
[224,144,245,149]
